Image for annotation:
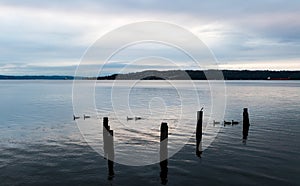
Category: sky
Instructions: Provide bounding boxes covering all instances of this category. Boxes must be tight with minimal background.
[0,0,300,75]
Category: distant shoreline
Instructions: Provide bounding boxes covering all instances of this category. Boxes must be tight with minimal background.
[1,70,300,80]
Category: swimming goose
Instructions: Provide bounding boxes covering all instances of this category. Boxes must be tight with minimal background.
[73,114,80,120]
[84,114,91,120]
[224,120,231,125]
[127,116,134,120]
[231,120,239,125]
[213,120,220,125]
[135,116,142,120]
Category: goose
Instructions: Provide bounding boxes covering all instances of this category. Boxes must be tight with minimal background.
[224,120,231,125]
[213,120,220,125]
[73,114,80,120]
[135,116,142,120]
[83,114,91,120]
[232,120,239,125]
[127,116,134,120]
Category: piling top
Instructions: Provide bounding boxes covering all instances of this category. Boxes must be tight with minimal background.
[160,122,168,141]
[244,108,248,112]
[161,122,168,129]
[103,117,109,129]
[197,110,203,119]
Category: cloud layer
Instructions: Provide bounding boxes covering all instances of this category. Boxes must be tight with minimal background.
[0,0,299,75]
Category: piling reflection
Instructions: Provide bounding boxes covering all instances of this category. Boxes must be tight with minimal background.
[196,110,203,157]
[160,122,168,185]
[243,108,250,139]
[243,108,250,144]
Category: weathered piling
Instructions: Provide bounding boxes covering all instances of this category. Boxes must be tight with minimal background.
[196,110,203,157]
[103,117,115,179]
[160,122,168,143]
[243,108,250,140]
[103,117,109,158]
[160,122,168,185]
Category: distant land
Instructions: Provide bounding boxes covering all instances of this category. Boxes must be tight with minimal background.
[0,75,75,80]
[1,70,300,80]
[96,70,300,80]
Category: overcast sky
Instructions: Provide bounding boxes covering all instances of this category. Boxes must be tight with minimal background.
[0,0,300,75]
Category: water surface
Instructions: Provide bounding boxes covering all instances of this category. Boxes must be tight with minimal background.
[0,80,299,185]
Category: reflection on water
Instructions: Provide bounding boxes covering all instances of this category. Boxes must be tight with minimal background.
[160,122,169,185]
[160,159,168,185]
[196,110,203,157]
[243,108,250,141]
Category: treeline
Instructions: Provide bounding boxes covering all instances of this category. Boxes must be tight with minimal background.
[188,70,300,80]
[1,70,299,80]
[97,70,300,80]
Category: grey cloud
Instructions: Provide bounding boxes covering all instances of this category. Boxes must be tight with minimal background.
[0,0,300,74]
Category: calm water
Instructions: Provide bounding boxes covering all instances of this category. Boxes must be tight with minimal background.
[0,80,299,186]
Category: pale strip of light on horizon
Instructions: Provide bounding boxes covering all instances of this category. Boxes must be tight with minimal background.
[218,59,300,70]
